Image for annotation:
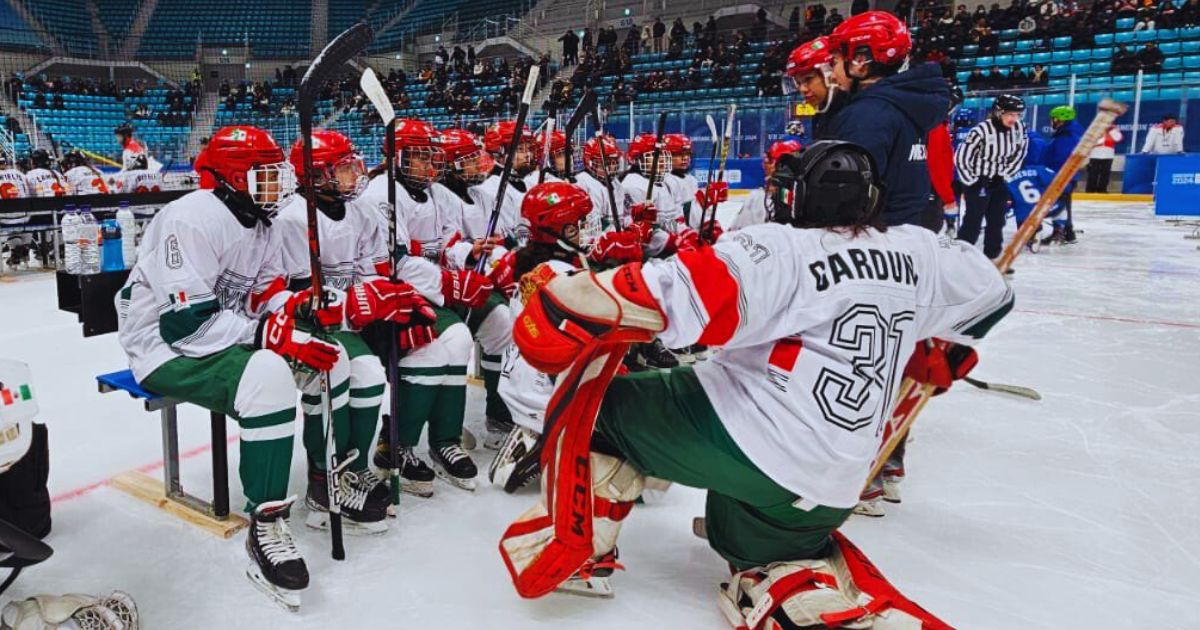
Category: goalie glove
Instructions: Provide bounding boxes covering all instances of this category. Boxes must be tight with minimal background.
[346,279,422,329]
[441,269,495,309]
[903,339,979,393]
[257,310,341,371]
[512,264,667,374]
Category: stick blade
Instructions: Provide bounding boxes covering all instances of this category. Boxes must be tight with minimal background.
[359,67,395,124]
[705,115,718,142]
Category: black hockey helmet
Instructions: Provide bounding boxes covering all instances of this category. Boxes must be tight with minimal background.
[992,94,1025,114]
[768,140,882,230]
[29,149,52,170]
[114,123,134,138]
[0,516,53,596]
[59,149,88,172]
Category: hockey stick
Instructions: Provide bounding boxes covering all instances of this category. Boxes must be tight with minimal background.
[644,111,669,203]
[474,64,540,275]
[359,67,404,508]
[591,101,622,231]
[702,105,736,243]
[298,20,374,561]
[537,109,556,185]
[865,98,1128,491]
[962,376,1042,400]
[559,89,597,180]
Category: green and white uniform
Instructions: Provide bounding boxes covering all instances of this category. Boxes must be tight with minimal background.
[115,189,330,510]
[275,194,386,475]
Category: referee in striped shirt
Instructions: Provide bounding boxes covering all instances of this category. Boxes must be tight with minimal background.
[954,94,1029,260]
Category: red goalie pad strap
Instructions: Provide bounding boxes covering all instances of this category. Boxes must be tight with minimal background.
[675,248,740,346]
[594,497,634,522]
[830,531,956,630]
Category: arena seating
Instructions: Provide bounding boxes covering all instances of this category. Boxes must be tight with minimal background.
[212,87,334,154]
[0,0,45,51]
[18,90,193,164]
[0,114,31,157]
[21,0,98,56]
[139,0,311,58]
[96,0,143,42]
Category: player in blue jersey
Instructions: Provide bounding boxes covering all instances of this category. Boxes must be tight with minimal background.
[1006,131,1064,253]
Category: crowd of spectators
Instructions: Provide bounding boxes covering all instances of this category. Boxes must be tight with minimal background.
[9,72,199,127]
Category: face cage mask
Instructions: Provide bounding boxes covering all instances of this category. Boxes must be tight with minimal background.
[452,150,495,185]
[586,153,623,180]
[398,147,447,188]
[639,149,672,180]
[246,161,298,219]
[312,155,368,201]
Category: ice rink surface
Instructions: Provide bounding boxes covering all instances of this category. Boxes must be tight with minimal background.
[1,200,1197,629]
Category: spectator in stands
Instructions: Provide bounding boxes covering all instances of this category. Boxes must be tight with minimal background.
[807,4,827,29]
[987,67,1007,88]
[452,46,466,71]
[826,7,845,32]
[32,92,46,109]
[624,24,641,55]
[754,6,770,40]
[1134,0,1157,30]
[691,21,704,47]
[1179,0,1200,25]
[1137,42,1164,73]
[967,67,988,90]
[652,17,666,53]
[1112,45,1138,73]
[1008,66,1028,87]
[1142,114,1185,154]
[52,93,64,110]
[582,28,593,53]
[852,0,870,15]
[642,23,653,53]
[790,7,802,33]
[435,46,448,68]
[1019,11,1038,36]
[1030,63,1049,85]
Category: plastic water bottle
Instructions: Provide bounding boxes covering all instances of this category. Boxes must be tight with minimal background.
[101,219,124,272]
[61,205,81,274]
[116,201,137,268]
[78,206,101,275]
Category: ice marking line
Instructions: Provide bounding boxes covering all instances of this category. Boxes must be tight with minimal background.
[1013,308,1200,330]
[51,434,240,504]
[1027,262,1200,278]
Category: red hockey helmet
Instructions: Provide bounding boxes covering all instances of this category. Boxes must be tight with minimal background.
[534,129,572,172]
[484,120,535,155]
[200,125,296,216]
[767,140,805,163]
[582,134,623,177]
[830,11,911,67]
[521,181,593,245]
[289,129,367,200]
[627,133,670,177]
[439,128,494,185]
[787,36,836,78]
[390,118,445,187]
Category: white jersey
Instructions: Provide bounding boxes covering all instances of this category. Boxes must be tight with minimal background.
[499,257,577,432]
[64,166,110,195]
[473,171,529,238]
[115,190,290,381]
[575,171,625,240]
[620,172,679,231]
[24,169,66,198]
[663,172,700,229]
[357,177,447,304]
[0,169,27,200]
[641,224,1013,508]
[729,188,769,231]
[108,169,163,195]
[275,195,383,291]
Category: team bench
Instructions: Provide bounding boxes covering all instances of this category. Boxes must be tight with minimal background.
[96,369,248,538]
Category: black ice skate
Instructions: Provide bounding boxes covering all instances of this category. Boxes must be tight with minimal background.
[1040,225,1065,246]
[484,415,516,451]
[374,437,436,498]
[635,339,679,370]
[431,443,478,491]
[1062,225,1078,244]
[305,462,389,535]
[245,497,308,612]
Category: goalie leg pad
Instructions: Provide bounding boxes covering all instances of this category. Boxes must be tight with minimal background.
[718,532,953,630]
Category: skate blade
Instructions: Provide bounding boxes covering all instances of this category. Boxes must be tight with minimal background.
[246,565,302,613]
[305,510,388,536]
[488,461,515,487]
[852,502,886,518]
[556,576,613,599]
[434,466,477,492]
[400,479,434,498]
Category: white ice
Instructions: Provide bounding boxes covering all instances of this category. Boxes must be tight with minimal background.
[0,200,1197,629]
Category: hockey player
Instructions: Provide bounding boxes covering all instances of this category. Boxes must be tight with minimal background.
[504,141,1014,621]
[362,119,492,493]
[729,139,802,230]
[575,133,626,243]
[785,35,848,139]
[277,129,427,534]
[661,134,698,228]
[527,128,572,187]
[429,127,516,452]
[827,11,951,227]
[621,132,678,230]
[0,154,31,269]
[23,150,66,198]
[59,150,110,195]
[477,121,536,238]
[1040,105,1083,245]
[0,153,25,200]
[115,125,326,608]
[1008,134,1065,237]
[115,123,155,172]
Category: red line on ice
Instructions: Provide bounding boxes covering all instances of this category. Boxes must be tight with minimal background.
[1015,308,1200,330]
[51,434,240,504]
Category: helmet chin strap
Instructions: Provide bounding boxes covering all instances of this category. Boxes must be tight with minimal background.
[204,166,273,228]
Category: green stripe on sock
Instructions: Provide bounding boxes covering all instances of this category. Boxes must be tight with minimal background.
[240,407,296,430]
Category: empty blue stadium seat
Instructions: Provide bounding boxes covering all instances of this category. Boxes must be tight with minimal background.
[1050,63,1070,76]
[998,29,1018,40]
[1010,53,1030,66]
[1158,28,1179,41]
[1015,39,1036,51]
[963,97,982,109]
[1049,77,1071,87]
[962,44,979,55]
[1114,32,1136,45]
[1183,40,1200,53]
[977,56,994,67]
[1032,51,1052,64]
[1115,17,1136,30]
[1135,30,1157,44]
[998,40,1015,52]
[1092,46,1114,59]
[1183,26,1200,40]
[1185,55,1200,69]
[1070,49,1092,61]
[1089,76,1112,89]
[1160,71,1184,83]
[994,54,1013,66]
[1025,94,1043,105]
[1112,89,1136,101]
[1052,36,1072,49]
[1052,50,1072,62]
[958,57,973,68]
[1165,57,1183,70]
[1070,62,1091,75]
[1112,74,1137,85]
[1043,92,1068,105]
[1159,87,1183,100]
[1091,60,1111,73]
[1095,33,1114,46]
[1161,41,1181,54]
[956,71,970,84]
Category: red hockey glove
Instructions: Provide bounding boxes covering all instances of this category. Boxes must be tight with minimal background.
[346,279,422,329]
[627,220,655,244]
[257,310,341,371]
[903,340,979,392]
[441,269,494,309]
[488,249,519,299]
[283,288,344,330]
[673,226,701,253]
[588,230,644,265]
[699,220,723,244]
[396,302,439,352]
[695,181,729,208]
[409,239,424,259]
[513,264,667,374]
[630,202,657,224]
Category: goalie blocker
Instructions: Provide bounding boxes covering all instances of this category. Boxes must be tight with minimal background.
[501,142,1012,628]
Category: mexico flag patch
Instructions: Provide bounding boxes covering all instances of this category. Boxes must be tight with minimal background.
[0,382,32,406]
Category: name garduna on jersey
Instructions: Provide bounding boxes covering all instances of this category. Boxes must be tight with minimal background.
[641,223,1012,508]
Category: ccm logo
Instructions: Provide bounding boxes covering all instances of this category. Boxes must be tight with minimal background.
[570,455,589,537]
